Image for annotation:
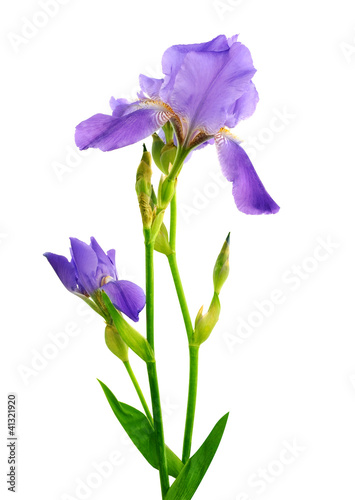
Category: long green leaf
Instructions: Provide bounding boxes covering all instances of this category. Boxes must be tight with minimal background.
[98,380,183,478]
[166,413,229,500]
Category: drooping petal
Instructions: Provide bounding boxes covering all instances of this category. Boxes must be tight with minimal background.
[225,82,259,129]
[163,42,256,136]
[107,249,116,269]
[139,74,164,99]
[160,35,231,99]
[90,237,117,281]
[102,280,146,322]
[75,106,171,152]
[69,237,98,294]
[44,253,78,293]
[215,133,280,215]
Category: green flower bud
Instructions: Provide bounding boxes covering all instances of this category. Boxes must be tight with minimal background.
[136,145,153,229]
[158,175,176,210]
[160,140,177,175]
[213,233,230,294]
[192,293,221,346]
[151,133,165,171]
[105,324,129,362]
[154,222,172,256]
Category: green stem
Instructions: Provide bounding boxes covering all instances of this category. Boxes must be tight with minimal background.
[167,190,199,464]
[167,252,194,341]
[182,345,199,463]
[144,230,170,498]
[124,360,153,426]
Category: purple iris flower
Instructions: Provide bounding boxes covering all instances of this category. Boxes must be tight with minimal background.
[75,35,279,215]
[44,237,145,322]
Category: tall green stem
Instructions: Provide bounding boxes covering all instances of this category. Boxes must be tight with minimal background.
[182,345,199,463]
[144,230,169,498]
[124,360,153,426]
[168,191,199,463]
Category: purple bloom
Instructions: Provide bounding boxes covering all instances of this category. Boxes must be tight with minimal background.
[75,35,279,215]
[44,237,145,322]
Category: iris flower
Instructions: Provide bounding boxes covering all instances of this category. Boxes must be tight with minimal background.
[75,34,279,215]
[44,237,145,322]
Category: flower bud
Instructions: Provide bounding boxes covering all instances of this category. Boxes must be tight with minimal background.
[192,293,221,346]
[154,222,172,256]
[151,133,165,171]
[136,145,153,229]
[105,324,129,362]
[160,140,177,175]
[213,233,230,294]
[158,175,176,210]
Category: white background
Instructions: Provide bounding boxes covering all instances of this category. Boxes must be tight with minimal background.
[1,0,355,499]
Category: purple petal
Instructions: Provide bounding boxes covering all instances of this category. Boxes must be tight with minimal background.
[163,42,256,135]
[160,35,231,99]
[102,280,146,322]
[90,237,117,282]
[109,97,134,117]
[69,238,98,294]
[107,249,116,269]
[75,107,170,152]
[139,74,164,99]
[225,82,259,129]
[215,134,280,215]
[44,253,78,292]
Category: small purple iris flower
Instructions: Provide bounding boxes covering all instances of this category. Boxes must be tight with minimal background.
[75,34,279,215]
[44,237,145,322]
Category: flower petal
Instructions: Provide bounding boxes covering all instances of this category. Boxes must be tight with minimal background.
[102,280,146,322]
[139,74,164,99]
[90,237,117,282]
[69,237,98,294]
[75,107,170,152]
[225,82,259,129]
[109,97,134,117]
[44,252,78,292]
[163,42,256,135]
[160,35,231,99]
[215,134,280,215]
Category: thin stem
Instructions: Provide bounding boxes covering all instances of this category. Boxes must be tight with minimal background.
[167,252,194,341]
[144,230,170,498]
[182,345,199,463]
[169,192,177,252]
[124,360,153,426]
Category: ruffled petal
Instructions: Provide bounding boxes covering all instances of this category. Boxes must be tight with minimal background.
[106,249,116,269]
[44,253,78,293]
[163,42,256,135]
[160,35,230,99]
[69,237,99,294]
[102,280,146,322]
[139,74,164,99]
[75,107,171,152]
[109,97,134,117]
[215,133,280,215]
[225,82,259,129]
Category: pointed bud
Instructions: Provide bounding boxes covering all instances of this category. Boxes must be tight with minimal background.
[213,233,230,294]
[105,324,129,362]
[158,175,176,210]
[192,293,221,346]
[160,140,177,175]
[136,145,153,229]
[154,222,172,256]
[151,133,165,171]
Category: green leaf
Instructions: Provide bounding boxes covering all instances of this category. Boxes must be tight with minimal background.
[98,380,183,478]
[165,413,229,500]
[102,292,154,362]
